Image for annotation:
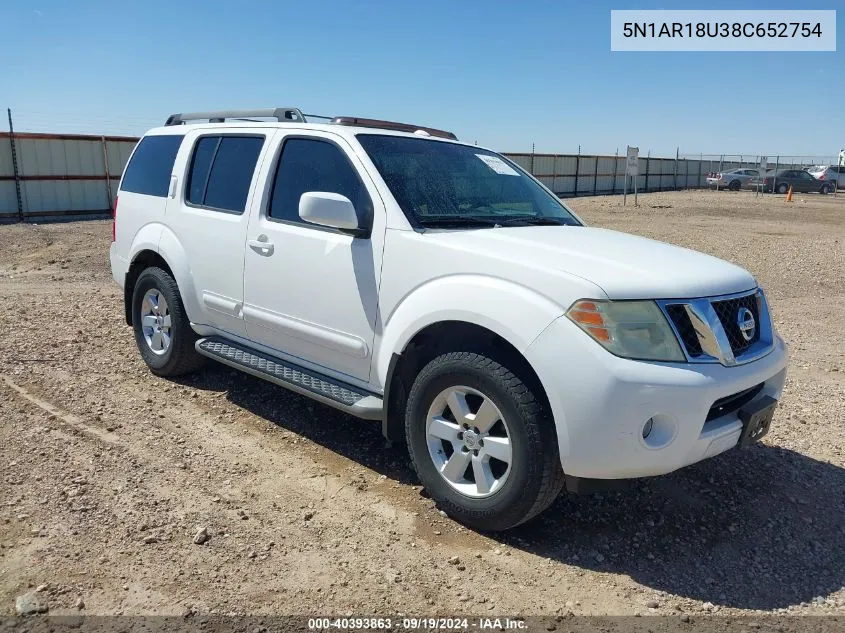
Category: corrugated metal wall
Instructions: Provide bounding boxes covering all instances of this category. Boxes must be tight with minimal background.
[0,131,831,222]
[504,152,711,197]
[0,132,137,222]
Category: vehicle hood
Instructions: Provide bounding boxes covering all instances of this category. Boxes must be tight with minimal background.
[424,226,757,300]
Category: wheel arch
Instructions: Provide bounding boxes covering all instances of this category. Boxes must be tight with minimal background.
[124,226,199,326]
[381,320,554,444]
[124,250,173,325]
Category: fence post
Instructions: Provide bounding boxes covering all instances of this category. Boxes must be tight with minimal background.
[101,136,114,213]
[530,143,535,175]
[593,153,599,195]
[716,154,724,191]
[773,156,779,194]
[612,149,619,195]
[7,108,24,222]
[697,153,703,189]
[644,150,650,193]
[674,147,679,190]
[573,146,580,197]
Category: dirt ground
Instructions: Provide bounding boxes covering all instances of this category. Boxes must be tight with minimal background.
[0,190,843,618]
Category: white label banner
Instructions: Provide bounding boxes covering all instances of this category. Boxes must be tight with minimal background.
[611,10,835,51]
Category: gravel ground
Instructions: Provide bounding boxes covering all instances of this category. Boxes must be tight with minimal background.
[0,190,843,618]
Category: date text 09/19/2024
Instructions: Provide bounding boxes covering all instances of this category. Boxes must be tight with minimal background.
[307,618,527,630]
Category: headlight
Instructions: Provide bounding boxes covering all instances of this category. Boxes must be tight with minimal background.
[566,299,685,362]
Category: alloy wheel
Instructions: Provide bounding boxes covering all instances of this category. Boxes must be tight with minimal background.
[425,386,512,498]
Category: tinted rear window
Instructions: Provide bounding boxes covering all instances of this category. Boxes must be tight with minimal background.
[186,135,264,213]
[120,135,184,197]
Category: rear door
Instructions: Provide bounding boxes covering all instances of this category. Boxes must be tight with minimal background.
[167,128,275,337]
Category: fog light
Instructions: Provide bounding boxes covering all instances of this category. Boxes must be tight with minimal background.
[642,418,654,439]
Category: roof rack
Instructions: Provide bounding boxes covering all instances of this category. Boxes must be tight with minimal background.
[331,116,457,140]
[163,108,458,140]
[164,108,306,126]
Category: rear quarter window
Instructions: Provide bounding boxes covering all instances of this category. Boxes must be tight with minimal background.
[119,135,184,197]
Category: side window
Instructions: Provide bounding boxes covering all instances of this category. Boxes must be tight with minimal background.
[186,135,264,213]
[269,137,372,226]
[120,135,184,197]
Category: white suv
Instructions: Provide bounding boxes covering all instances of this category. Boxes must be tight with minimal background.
[110,107,788,531]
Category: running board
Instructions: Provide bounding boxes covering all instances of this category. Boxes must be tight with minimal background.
[195,337,384,420]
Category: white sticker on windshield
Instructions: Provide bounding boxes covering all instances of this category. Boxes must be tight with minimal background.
[476,154,520,176]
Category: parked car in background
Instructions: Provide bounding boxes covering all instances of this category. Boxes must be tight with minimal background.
[806,165,844,190]
[746,169,834,194]
[706,168,759,191]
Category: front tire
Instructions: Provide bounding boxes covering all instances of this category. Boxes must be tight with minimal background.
[132,267,204,377]
[405,352,564,531]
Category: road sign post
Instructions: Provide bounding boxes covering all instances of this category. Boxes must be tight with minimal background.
[756,156,767,198]
[625,146,639,207]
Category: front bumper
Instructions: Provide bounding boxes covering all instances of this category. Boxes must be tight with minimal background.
[525,316,788,479]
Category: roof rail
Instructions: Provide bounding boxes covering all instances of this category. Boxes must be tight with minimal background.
[164,108,306,126]
[331,117,457,140]
[162,108,458,140]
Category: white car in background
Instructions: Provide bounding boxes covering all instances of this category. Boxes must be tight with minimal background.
[705,168,759,191]
[807,165,844,190]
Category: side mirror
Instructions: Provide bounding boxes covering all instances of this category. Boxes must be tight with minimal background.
[299,192,367,236]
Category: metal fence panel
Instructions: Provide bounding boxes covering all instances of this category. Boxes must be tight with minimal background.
[21,179,110,214]
[553,176,575,195]
[0,182,17,220]
[0,137,12,177]
[0,132,137,221]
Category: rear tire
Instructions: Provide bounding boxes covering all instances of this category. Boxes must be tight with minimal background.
[405,351,564,531]
[728,179,741,191]
[132,267,205,377]
[820,184,832,195]
[776,183,789,195]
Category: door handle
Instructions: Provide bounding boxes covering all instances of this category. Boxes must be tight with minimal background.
[248,235,274,256]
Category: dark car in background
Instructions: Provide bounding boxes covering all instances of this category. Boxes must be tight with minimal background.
[746,169,834,194]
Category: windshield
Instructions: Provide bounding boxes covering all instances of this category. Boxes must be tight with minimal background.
[356,134,581,228]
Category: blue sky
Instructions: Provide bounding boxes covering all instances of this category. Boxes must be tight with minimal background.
[2,0,840,157]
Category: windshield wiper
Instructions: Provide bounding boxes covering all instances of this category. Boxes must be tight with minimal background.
[417,215,501,228]
[491,216,573,227]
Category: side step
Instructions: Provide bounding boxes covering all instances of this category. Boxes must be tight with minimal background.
[195,337,384,420]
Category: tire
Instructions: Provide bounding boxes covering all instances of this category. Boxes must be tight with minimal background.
[405,351,564,531]
[776,183,789,195]
[820,184,831,195]
[131,267,205,377]
[728,179,741,191]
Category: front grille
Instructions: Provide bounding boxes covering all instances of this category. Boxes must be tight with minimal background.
[706,383,764,422]
[665,304,703,357]
[712,294,760,355]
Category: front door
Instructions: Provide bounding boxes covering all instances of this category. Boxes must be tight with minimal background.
[242,131,385,383]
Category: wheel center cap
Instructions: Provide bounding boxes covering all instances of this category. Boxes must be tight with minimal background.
[464,430,479,449]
